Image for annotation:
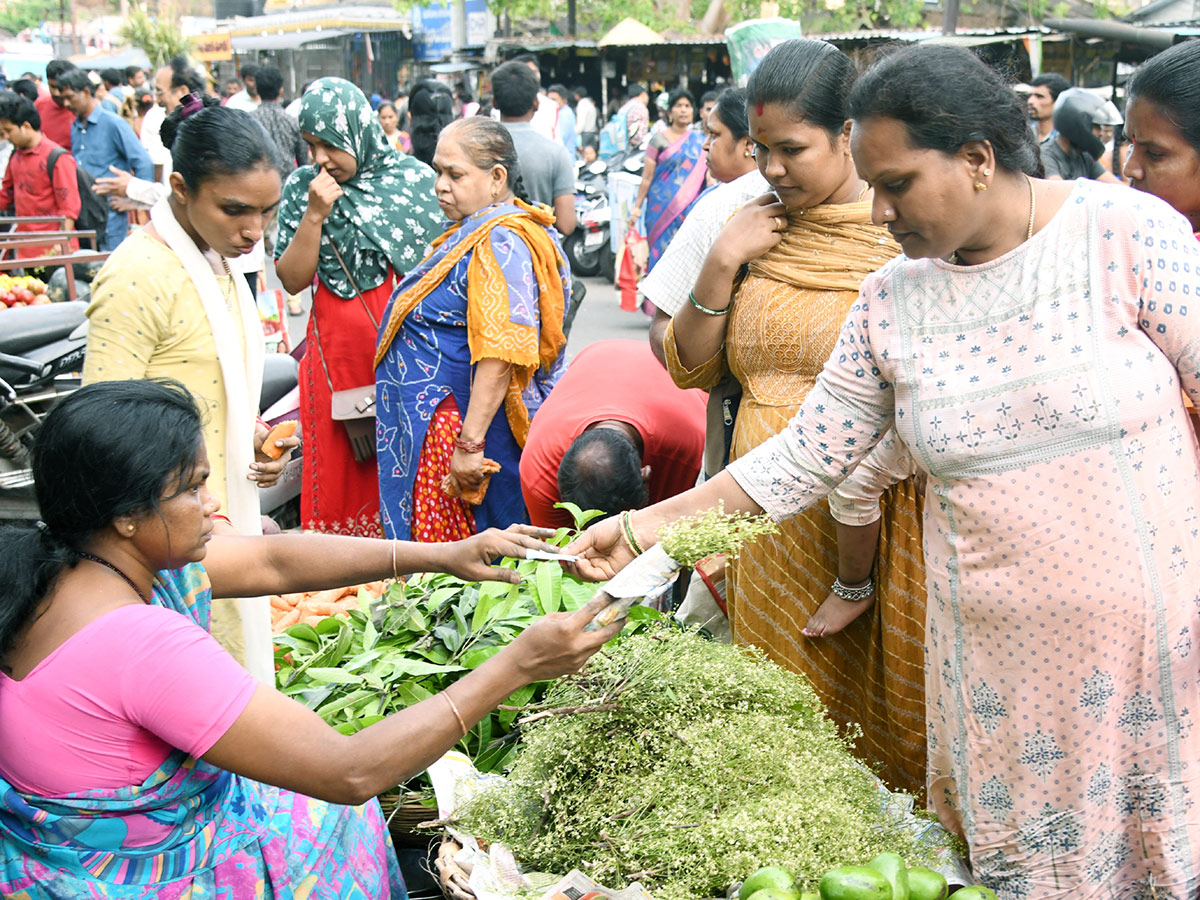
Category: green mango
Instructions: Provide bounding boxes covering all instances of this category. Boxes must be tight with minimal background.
[947,888,998,900]
[866,852,909,900]
[801,893,821,900]
[747,890,801,900]
[906,867,948,900]
[740,867,798,900]
[819,865,893,900]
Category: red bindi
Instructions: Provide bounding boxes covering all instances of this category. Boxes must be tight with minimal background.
[756,102,764,116]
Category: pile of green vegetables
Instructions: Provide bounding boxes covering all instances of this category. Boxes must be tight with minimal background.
[458,629,943,900]
[273,508,663,777]
[738,857,993,900]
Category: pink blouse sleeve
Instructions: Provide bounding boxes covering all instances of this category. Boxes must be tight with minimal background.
[118,605,259,758]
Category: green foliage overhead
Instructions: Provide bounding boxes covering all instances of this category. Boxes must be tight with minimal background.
[0,0,58,37]
[482,0,927,38]
[119,6,193,68]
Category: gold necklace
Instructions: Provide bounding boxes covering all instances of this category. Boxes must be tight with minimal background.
[951,174,1037,265]
[220,258,235,309]
[1023,173,1037,241]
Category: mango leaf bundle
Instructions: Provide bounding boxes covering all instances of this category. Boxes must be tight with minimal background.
[459,629,940,900]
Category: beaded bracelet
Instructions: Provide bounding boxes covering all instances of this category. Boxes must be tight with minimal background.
[830,576,875,602]
[688,290,730,317]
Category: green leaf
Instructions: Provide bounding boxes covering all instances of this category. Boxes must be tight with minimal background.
[559,577,602,611]
[461,645,503,670]
[415,645,452,665]
[451,603,470,640]
[536,561,563,614]
[553,501,607,530]
[357,714,386,730]
[344,648,387,672]
[390,659,466,677]
[356,586,375,614]
[625,605,665,623]
[316,688,375,718]
[498,683,538,728]
[434,623,464,654]
[396,682,436,708]
[284,623,321,644]
[315,616,345,635]
[334,720,359,735]
[405,606,429,632]
[305,667,364,685]
[429,585,464,611]
[362,618,379,652]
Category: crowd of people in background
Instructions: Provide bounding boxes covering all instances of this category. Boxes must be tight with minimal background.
[3,35,1200,900]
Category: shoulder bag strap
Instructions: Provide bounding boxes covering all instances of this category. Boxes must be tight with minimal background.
[310,241,393,392]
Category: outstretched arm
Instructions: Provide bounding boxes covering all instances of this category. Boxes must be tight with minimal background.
[202,593,623,804]
[204,525,558,598]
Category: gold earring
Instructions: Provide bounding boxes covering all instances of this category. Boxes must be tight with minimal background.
[974,182,988,192]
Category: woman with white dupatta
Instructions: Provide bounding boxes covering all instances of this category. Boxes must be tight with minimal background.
[83,97,296,682]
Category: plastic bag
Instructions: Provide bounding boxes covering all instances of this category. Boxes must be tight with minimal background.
[617,227,647,312]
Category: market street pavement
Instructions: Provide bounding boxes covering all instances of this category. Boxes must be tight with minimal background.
[565,275,652,356]
[283,272,651,359]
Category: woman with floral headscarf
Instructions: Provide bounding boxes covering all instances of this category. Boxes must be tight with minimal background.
[276,77,442,537]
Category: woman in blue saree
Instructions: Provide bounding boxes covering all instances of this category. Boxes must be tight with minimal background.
[627,89,708,274]
[0,379,620,899]
[375,118,569,543]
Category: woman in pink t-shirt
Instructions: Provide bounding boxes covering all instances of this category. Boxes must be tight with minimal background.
[0,378,622,899]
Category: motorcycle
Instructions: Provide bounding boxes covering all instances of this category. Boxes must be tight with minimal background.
[563,159,610,279]
[0,302,88,519]
[0,303,304,528]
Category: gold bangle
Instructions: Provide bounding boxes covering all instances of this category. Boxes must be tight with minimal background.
[442,691,468,739]
[621,510,645,556]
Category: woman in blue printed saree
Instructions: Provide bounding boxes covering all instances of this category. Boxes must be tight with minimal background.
[626,89,708,275]
[374,118,569,543]
[0,380,621,899]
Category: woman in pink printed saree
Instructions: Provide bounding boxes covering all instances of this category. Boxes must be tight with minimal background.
[0,379,622,899]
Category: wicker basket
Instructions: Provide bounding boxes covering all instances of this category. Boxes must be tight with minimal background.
[376,792,442,849]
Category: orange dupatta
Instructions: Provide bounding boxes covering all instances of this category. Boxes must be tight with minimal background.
[375,200,567,447]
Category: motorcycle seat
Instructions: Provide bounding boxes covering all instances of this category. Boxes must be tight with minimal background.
[0,302,88,357]
[260,353,299,413]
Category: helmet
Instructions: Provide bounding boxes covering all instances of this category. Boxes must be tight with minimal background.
[1052,88,1122,158]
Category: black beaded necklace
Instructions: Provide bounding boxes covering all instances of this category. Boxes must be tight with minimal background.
[77,552,151,605]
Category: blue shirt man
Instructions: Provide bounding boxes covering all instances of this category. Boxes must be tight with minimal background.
[548,85,577,159]
[59,70,152,250]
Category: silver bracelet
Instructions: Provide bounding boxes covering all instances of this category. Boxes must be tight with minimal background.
[831,577,874,602]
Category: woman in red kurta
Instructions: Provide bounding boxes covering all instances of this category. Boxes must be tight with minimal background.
[275,78,441,536]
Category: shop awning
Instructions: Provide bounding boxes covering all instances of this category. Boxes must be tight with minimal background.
[598,18,664,46]
[231,28,357,51]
